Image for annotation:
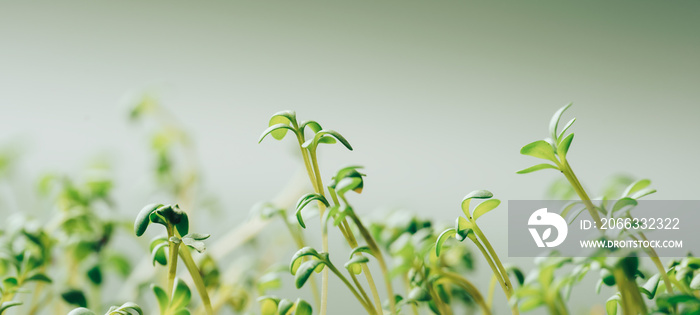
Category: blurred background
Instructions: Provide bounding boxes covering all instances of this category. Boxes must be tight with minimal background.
[1,1,699,314]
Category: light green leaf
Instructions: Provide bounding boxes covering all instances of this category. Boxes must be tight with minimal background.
[294,299,313,315]
[67,308,95,315]
[622,179,651,197]
[557,133,574,158]
[642,273,661,298]
[520,140,558,163]
[349,246,373,259]
[549,103,573,141]
[170,278,191,310]
[631,188,656,200]
[317,136,337,145]
[335,177,362,196]
[151,285,169,314]
[300,120,322,135]
[344,256,370,275]
[435,228,456,257]
[258,124,297,143]
[557,118,576,142]
[259,297,279,315]
[473,199,501,220]
[185,233,210,241]
[269,115,292,140]
[612,198,638,214]
[182,237,206,253]
[460,190,493,217]
[606,294,620,315]
[516,163,559,174]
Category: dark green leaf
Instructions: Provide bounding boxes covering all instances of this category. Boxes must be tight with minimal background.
[87,265,102,285]
[295,260,325,289]
[295,194,329,229]
[134,203,163,237]
[0,302,22,314]
[642,273,661,299]
[152,242,168,266]
[25,273,52,283]
[61,289,88,308]
[290,247,320,275]
[294,298,313,315]
[276,299,294,315]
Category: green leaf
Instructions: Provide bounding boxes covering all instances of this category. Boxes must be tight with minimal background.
[472,199,501,220]
[435,228,456,257]
[259,297,279,315]
[631,188,656,200]
[181,237,206,253]
[170,278,191,310]
[172,309,191,315]
[174,211,189,237]
[152,285,169,314]
[460,190,493,217]
[259,123,297,143]
[507,266,526,286]
[557,133,574,159]
[25,273,52,283]
[317,136,337,145]
[408,287,430,302]
[295,260,325,289]
[606,294,620,315]
[307,130,353,151]
[349,246,373,259]
[642,273,661,298]
[455,217,472,241]
[152,242,168,266]
[600,269,616,286]
[517,163,559,174]
[185,233,210,241]
[344,256,370,275]
[87,265,102,285]
[61,289,88,308]
[300,120,322,135]
[3,277,19,292]
[690,273,700,290]
[294,298,313,315]
[612,198,638,214]
[290,247,320,275]
[269,115,293,140]
[520,140,558,163]
[557,117,576,142]
[335,177,362,196]
[106,253,131,277]
[622,179,651,197]
[134,203,163,237]
[549,103,573,141]
[276,299,294,315]
[295,194,329,229]
[67,308,95,315]
[0,302,22,314]
[115,302,143,315]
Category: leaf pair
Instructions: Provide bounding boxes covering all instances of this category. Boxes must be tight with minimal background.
[152,278,191,315]
[435,190,500,256]
[134,204,189,237]
[258,296,313,315]
[289,247,327,289]
[518,103,578,174]
[259,110,352,152]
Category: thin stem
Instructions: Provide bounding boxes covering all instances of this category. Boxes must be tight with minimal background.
[326,263,377,315]
[471,224,514,297]
[350,272,374,311]
[487,274,497,310]
[436,271,492,315]
[403,274,419,315]
[166,227,179,296]
[308,148,330,315]
[283,215,321,307]
[349,212,397,313]
[469,236,508,300]
[178,243,214,315]
[561,159,673,295]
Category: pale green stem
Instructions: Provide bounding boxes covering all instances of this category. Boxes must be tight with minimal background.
[436,271,492,315]
[326,263,377,315]
[177,241,214,315]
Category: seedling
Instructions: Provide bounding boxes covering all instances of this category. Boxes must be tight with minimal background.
[134,203,213,315]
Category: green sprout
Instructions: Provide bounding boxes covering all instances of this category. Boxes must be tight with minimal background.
[134,204,213,315]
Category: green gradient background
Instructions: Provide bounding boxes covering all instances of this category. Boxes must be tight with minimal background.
[1,1,699,314]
